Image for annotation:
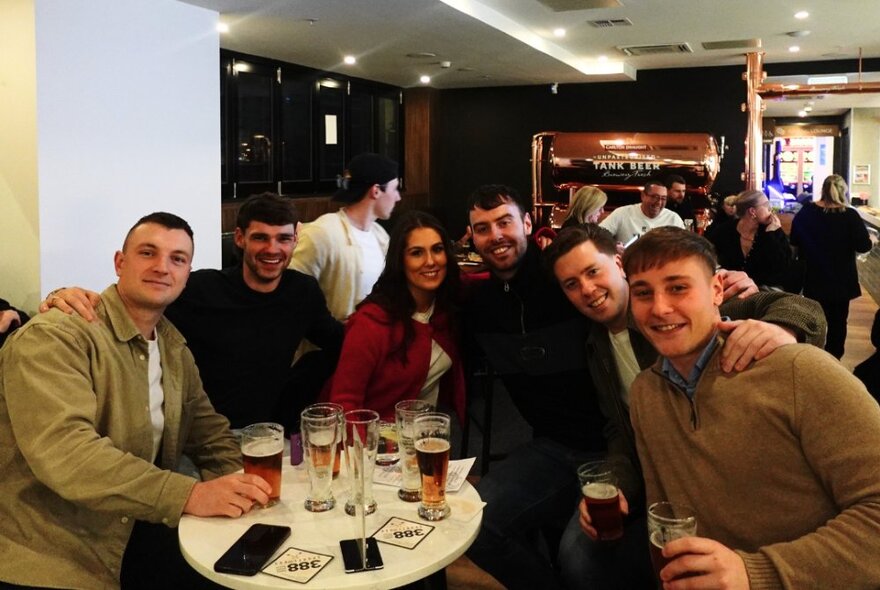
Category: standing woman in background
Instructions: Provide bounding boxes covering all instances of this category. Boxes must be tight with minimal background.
[791,174,872,358]
[326,210,466,422]
[562,186,608,228]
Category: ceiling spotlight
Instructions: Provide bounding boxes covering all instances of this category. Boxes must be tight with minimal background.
[794,10,809,19]
[553,28,566,38]
[798,110,808,117]
[216,22,229,33]
[420,75,431,84]
[789,45,800,53]
[550,83,559,95]
[804,106,813,112]
[343,55,356,65]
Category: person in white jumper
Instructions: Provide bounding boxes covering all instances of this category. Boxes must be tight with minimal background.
[599,179,684,245]
[290,152,401,320]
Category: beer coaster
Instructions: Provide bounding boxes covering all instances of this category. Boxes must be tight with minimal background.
[262,547,334,584]
[372,517,434,549]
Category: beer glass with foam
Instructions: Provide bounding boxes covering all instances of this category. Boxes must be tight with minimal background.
[647,501,698,583]
[395,399,434,502]
[241,422,284,507]
[413,412,451,521]
[343,409,380,516]
[300,408,339,512]
[577,461,623,541]
[301,402,344,478]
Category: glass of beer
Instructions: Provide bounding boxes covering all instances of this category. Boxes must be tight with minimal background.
[647,502,698,583]
[577,461,623,541]
[395,399,434,502]
[376,421,400,466]
[300,409,339,512]
[343,409,380,516]
[413,412,451,521]
[302,402,344,478]
[241,422,284,507]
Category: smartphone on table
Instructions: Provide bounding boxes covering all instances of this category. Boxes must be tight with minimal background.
[214,523,291,576]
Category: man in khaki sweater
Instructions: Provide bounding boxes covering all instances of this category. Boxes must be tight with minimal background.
[623,227,880,590]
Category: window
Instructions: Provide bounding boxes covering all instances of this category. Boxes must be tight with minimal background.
[220,50,403,199]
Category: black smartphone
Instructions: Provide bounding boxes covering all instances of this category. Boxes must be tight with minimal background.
[214,523,291,576]
[339,537,384,573]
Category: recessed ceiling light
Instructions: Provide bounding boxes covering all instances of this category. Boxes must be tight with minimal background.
[789,45,800,53]
[407,52,438,59]
[804,105,813,112]
[794,10,809,19]
[420,75,431,84]
[216,22,229,33]
[553,28,566,38]
[597,55,608,62]
[343,55,356,65]
[798,110,808,117]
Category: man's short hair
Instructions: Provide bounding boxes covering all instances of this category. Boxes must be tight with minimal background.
[622,227,717,278]
[467,184,527,218]
[123,212,193,251]
[236,193,300,232]
[643,179,666,193]
[543,224,617,276]
[665,174,687,189]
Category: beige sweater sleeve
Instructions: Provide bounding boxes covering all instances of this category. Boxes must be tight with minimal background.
[739,346,880,590]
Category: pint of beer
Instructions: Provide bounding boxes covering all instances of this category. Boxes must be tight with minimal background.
[395,399,434,502]
[647,501,697,583]
[241,422,284,507]
[413,412,451,521]
[577,461,623,541]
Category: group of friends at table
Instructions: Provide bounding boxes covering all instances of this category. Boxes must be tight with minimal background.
[1,152,879,590]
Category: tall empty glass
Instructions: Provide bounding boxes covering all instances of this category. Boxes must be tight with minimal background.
[343,409,380,516]
[395,399,433,502]
[300,408,339,512]
[302,402,343,478]
[414,412,451,521]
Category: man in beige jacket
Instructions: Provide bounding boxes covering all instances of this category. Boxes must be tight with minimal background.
[0,213,271,589]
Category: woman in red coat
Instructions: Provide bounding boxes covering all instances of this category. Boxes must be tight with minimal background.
[326,211,465,422]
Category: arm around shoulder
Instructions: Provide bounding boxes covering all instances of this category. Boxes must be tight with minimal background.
[719,290,826,346]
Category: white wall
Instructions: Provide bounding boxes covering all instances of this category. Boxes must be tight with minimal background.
[0,0,41,312]
[850,108,880,207]
[1,0,220,313]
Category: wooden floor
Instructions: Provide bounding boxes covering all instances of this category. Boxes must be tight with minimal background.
[841,249,880,371]
[841,290,878,372]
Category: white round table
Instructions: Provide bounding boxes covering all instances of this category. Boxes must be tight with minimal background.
[179,464,483,589]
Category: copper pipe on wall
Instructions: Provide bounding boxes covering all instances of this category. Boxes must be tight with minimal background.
[758,82,880,99]
[743,48,880,191]
[743,51,765,191]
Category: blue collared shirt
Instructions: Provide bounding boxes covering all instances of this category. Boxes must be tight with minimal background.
[659,330,722,400]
